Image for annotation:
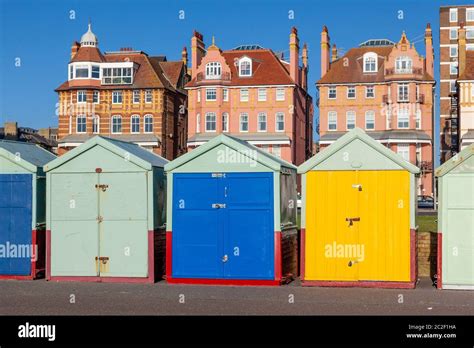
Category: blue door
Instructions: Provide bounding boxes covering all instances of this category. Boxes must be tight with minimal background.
[172,172,274,280]
[0,174,33,275]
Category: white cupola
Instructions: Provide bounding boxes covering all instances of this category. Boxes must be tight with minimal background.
[80,22,98,47]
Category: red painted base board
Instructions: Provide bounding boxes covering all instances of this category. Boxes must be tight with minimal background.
[300,228,305,280]
[301,280,416,289]
[48,276,153,283]
[166,277,280,286]
[0,229,44,281]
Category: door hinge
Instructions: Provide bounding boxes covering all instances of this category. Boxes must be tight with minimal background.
[222,254,228,263]
[95,184,109,192]
[211,173,225,178]
[345,217,360,226]
[212,203,226,209]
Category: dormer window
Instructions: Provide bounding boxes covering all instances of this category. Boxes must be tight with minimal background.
[363,52,377,73]
[239,57,252,77]
[205,62,221,79]
[395,56,412,74]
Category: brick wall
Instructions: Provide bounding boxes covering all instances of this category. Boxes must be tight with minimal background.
[417,231,438,278]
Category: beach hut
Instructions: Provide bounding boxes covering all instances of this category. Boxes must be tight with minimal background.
[165,134,298,285]
[298,128,419,288]
[435,144,474,290]
[44,136,167,283]
[0,140,56,279]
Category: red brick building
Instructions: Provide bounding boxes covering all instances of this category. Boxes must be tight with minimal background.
[55,23,188,159]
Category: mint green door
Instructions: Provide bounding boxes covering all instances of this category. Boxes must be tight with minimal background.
[50,173,99,276]
[98,172,149,278]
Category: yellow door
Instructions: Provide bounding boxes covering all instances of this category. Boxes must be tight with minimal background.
[305,170,411,282]
[305,171,360,281]
[357,170,411,282]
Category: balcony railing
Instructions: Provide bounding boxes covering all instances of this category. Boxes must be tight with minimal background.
[385,67,423,75]
[196,72,231,82]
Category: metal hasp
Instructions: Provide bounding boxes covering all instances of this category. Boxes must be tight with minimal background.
[212,203,226,209]
[345,217,360,226]
[352,184,362,191]
[95,184,109,192]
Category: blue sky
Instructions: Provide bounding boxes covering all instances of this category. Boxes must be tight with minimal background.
[0,0,472,162]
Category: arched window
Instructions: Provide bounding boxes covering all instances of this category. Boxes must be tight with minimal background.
[222,113,229,132]
[131,115,140,133]
[111,115,122,134]
[365,110,375,130]
[205,62,221,79]
[205,112,217,132]
[395,56,413,73]
[144,114,153,133]
[76,115,87,133]
[363,52,377,73]
[92,115,100,134]
[239,57,252,76]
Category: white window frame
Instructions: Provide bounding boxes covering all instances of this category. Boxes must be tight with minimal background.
[206,88,217,101]
[467,8,474,21]
[144,114,153,133]
[133,90,140,104]
[328,87,337,99]
[222,113,229,132]
[397,108,409,129]
[346,111,356,130]
[275,112,285,132]
[415,109,422,130]
[258,112,267,132]
[91,65,100,79]
[450,46,458,58]
[347,86,356,99]
[112,91,123,104]
[145,90,153,103]
[74,65,89,79]
[395,56,413,74]
[276,88,285,101]
[450,62,458,75]
[131,115,140,134]
[450,28,458,40]
[93,91,100,104]
[239,57,252,77]
[450,81,457,93]
[272,145,281,158]
[205,62,222,79]
[76,115,87,134]
[365,110,375,130]
[111,115,122,134]
[240,88,249,102]
[397,83,409,102]
[467,28,474,39]
[258,88,267,101]
[450,8,458,23]
[397,144,410,162]
[365,86,375,99]
[92,115,100,134]
[328,111,337,131]
[223,88,229,102]
[363,52,377,73]
[205,112,217,132]
[77,90,87,104]
[196,113,201,133]
[240,113,249,132]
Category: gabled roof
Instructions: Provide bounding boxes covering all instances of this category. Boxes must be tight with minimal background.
[186,49,295,88]
[435,144,474,177]
[165,133,296,173]
[298,128,420,174]
[70,46,105,63]
[0,140,56,172]
[44,136,168,172]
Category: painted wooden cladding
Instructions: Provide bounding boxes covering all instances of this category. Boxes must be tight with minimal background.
[305,170,411,282]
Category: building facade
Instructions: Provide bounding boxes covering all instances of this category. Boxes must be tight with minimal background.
[317,25,435,196]
[458,25,474,149]
[0,121,57,153]
[55,24,188,159]
[439,6,474,162]
[185,28,313,165]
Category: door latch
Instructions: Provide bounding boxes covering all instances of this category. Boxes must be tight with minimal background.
[222,255,228,263]
[351,184,362,191]
[95,184,109,192]
[348,260,359,267]
[345,217,360,226]
[97,216,103,223]
[95,256,109,264]
[212,203,226,209]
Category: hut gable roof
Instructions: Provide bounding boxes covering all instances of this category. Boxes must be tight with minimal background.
[298,128,420,174]
[165,133,296,173]
[435,144,474,177]
[44,136,167,172]
[0,140,56,172]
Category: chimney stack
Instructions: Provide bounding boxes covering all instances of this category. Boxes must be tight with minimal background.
[302,43,309,90]
[458,23,467,77]
[182,46,188,68]
[321,26,330,78]
[289,27,300,84]
[424,23,434,77]
[4,122,18,138]
[191,30,205,79]
[331,44,338,62]
[70,41,80,60]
